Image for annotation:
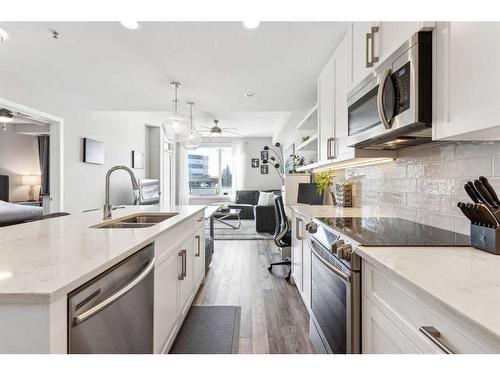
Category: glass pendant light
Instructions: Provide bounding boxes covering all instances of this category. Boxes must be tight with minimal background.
[183,102,202,150]
[162,82,188,143]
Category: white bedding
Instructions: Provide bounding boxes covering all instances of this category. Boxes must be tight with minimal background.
[0,200,43,223]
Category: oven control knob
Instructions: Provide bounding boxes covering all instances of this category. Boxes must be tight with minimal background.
[337,244,353,261]
[332,239,344,253]
[306,221,318,234]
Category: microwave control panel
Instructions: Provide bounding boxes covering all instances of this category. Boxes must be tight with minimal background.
[391,61,411,116]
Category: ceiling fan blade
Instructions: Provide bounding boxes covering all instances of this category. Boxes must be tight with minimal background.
[221,127,239,131]
[224,130,240,135]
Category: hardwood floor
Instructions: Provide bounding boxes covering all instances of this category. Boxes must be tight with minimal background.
[194,239,315,354]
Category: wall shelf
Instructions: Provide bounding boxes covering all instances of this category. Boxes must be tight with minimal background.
[296,103,318,131]
[296,133,318,152]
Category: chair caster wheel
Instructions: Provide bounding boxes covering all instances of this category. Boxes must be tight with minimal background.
[267,265,273,271]
[285,275,290,282]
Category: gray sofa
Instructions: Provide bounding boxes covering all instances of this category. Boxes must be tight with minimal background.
[228,189,280,233]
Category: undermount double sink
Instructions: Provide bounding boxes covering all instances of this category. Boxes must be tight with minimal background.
[92,213,178,229]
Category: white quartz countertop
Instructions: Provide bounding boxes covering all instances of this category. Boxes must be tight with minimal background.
[356,245,500,341]
[0,205,205,303]
[290,204,500,342]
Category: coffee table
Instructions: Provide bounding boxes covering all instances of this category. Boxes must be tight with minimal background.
[212,208,242,229]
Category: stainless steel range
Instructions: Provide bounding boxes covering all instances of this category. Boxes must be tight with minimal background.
[305,216,470,354]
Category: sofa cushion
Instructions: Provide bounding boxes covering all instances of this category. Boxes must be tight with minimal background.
[235,190,260,205]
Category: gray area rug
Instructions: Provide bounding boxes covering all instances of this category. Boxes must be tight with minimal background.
[210,219,274,240]
[169,305,241,354]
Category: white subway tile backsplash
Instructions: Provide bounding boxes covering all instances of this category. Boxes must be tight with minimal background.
[441,157,492,178]
[416,179,454,195]
[407,162,441,178]
[454,142,500,159]
[381,178,416,193]
[379,192,406,206]
[416,209,455,232]
[343,141,500,234]
[406,193,440,211]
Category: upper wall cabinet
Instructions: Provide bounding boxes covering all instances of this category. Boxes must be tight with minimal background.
[333,34,351,159]
[318,55,335,161]
[434,22,500,141]
[349,22,380,89]
[349,22,435,90]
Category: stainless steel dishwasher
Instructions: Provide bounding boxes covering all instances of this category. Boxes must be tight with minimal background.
[68,244,155,353]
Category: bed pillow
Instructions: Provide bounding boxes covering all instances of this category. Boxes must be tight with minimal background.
[257,191,274,206]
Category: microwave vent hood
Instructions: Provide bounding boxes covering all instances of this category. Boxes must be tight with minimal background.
[352,124,432,151]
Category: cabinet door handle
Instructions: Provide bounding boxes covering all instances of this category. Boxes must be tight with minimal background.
[365,32,372,67]
[327,138,335,160]
[419,326,454,354]
[195,235,201,257]
[370,26,379,65]
[178,249,187,280]
[296,218,302,240]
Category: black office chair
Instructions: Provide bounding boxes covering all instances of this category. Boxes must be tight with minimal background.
[267,194,292,282]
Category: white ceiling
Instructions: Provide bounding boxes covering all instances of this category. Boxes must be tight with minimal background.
[0,22,348,136]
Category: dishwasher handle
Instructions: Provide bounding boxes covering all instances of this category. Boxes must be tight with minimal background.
[73,257,155,326]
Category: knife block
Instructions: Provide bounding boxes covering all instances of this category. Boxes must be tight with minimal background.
[470,224,500,255]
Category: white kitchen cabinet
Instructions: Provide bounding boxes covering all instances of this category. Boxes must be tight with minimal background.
[301,227,312,308]
[332,33,351,159]
[362,297,422,354]
[376,22,434,65]
[193,229,205,289]
[434,22,500,140]
[291,212,304,291]
[179,237,195,318]
[362,260,500,354]
[318,55,335,161]
[349,22,434,91]
[349,22,380,89]
[154,249,180,353]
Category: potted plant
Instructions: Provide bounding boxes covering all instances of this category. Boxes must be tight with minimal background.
[315,170,336,205]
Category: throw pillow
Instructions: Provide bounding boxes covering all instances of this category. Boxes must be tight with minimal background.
[257,191,274,206]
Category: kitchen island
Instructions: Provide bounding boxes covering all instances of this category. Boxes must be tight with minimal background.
[0,205,206,353]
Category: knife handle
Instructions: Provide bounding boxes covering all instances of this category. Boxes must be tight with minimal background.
[476,203,500,228]
[464,183,480,203]
[457,202,474,223]
[479,176,500,206]
[474,180,498,209]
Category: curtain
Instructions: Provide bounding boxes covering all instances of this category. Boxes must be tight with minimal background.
[176,144,190,205]
[37,135,50,196]
[232,140,245,197]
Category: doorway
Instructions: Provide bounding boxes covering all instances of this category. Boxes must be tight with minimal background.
[0,97,64,213]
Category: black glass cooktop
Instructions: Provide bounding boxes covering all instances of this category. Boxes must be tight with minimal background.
[316,217,470,247]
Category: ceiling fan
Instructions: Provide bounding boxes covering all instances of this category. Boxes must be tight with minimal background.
[200,119,239,136]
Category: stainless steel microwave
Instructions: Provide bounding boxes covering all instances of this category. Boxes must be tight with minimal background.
[347,31,432,150]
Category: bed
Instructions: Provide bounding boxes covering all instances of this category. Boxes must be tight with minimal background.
[0,200,44,226]
[0,175,44,226]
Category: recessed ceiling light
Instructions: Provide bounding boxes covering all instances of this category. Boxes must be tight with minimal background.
[242,21,260,30]
[120,21,141,30]
[245,92,256,98]
[0,28,8,43]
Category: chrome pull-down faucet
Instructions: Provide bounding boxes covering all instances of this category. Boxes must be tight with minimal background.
[103,165,139,220]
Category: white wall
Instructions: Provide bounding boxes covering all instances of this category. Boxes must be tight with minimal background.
[0,64,169,213]
[0,127,40,202]
[243,137,282,191]
[73,111,167,211]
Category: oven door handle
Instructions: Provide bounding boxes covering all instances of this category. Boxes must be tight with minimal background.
[309,241,351,282]
[377,68,393,130]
